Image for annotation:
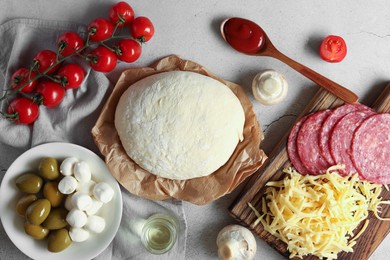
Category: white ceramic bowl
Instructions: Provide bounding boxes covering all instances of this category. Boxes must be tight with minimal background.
[0,142,123,260]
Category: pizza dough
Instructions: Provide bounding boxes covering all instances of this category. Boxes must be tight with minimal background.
[114,71,245,180]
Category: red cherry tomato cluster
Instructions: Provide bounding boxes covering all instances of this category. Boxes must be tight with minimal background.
[5,48,86,124]
[87,1,154,72]
[1,2,154,125]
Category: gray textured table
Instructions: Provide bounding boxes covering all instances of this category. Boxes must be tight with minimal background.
[0,0,389,259]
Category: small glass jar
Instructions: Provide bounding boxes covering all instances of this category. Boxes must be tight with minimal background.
[141,213,179,254]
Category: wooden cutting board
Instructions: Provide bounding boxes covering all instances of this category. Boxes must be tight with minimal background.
[229,84,390,260]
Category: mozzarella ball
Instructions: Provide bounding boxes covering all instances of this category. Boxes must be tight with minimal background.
[66,209,88,228]
[85,215,106,233]
[60,157,78,176]
[85,197,103,216]
[71,192,92,211]
[74,161,91,183]
[93,182,114,203]
[69,227,90,242]
[76,180,96,195]
[58,176,78,194]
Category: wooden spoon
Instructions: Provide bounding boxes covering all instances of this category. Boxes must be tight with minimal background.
[221,17,359,104]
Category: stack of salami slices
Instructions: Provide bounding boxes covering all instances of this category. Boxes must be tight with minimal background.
[287,103,390,184]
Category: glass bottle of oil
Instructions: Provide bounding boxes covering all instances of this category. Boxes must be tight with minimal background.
[141,213,179,254]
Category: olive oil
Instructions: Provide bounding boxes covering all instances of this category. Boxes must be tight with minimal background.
[141,214,179,254]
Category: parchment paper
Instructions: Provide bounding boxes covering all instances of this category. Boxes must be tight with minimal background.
[91,55,267,205]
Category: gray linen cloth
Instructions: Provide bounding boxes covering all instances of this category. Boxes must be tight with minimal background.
[0,18,186,260]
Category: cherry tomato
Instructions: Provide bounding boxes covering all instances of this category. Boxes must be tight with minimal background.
[114,39,142,63]
[130,16,154,43]
[57,32,84,56]
[57,64,85,89]
[109,1,134,27]
[87,18,114,42]
[223,17,265,54]
[89,46,117,72]
[36,81,65,108]
[10,68,38,93]
[7,97,39,125]
[33,50,60,74]
[319,35,347,63]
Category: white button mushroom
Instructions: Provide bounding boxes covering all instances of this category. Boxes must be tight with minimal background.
[74,161,92,183]
[85,215,106,234]
[66,209,88,228]
[93,182,114,203]
[60,157,78,176]
[69,227,90,242]
[71,192,93,211]
[216,224,257,260]
[58,176,78,194]
[252,70,288,105]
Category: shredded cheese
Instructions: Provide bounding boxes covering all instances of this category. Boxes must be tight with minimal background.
[249,165,389,259]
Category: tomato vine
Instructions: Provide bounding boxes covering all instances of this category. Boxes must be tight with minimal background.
[0,1,154,125]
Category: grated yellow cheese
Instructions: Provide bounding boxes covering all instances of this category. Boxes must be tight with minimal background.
[249,165,389,259]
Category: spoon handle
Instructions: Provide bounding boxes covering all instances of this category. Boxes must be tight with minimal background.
[270,49,359,104]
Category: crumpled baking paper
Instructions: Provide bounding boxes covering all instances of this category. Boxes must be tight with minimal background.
[92,55,267,205]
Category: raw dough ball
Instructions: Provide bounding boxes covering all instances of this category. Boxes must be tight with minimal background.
[115,71,245,180]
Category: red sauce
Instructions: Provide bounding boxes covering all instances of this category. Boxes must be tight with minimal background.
[223,17,265,54]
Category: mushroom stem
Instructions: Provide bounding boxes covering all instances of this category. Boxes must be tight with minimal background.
[218,239,240,260]
[216,224,257,260]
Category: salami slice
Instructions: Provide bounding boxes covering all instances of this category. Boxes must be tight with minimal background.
[319,103,372,165]
[287,115,310,174]
[330,110,376,176]
[297,110,331,175]
[351,113,390,184]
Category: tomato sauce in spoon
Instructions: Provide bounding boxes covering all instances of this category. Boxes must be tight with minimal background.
[223,17,265,54]
[221,17,359,104]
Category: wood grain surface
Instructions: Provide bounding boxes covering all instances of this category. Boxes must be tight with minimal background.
[229,83,390,260]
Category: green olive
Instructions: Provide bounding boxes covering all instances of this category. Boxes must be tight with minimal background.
[43,181,64,207]
[48,228,72,253]
[25,199,51,225]
[38,157,60,180]
[24,222,49,240]
[15,173,43,193]
[42,208,68,230]
[16,194,38,216]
